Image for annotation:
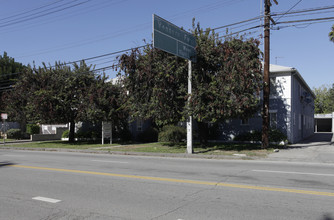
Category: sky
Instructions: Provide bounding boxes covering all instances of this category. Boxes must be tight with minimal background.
[1,0,333,89]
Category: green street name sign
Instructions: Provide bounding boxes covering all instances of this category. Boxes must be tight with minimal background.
[153,14,196,62]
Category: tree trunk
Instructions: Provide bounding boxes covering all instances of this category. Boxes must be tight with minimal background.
[198,121,209,145]
[69,121,75,142]
[20,116,27,137]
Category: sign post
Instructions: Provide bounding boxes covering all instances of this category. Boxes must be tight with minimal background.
[1,113,8,145]
[187,60,193,154]
[153,14,196,154]
[102,121,112,145]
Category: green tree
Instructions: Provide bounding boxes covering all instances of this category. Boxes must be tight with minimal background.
[116,22,262,137]
[313,84,334,114]
[3,62,128,142]
[1,67,32,133]
[31,62,98,142]
[329,24,334,43]
[85,75,129,137]
[328,84,334,112]
[117,45,187,127]
[190,26,262,123]
[0,52,26,112]
[3,62,98,142]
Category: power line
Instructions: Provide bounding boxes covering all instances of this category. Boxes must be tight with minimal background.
[0,45,147,84]
[274,0,303,22]
[0,0,91,28]
[213,16,263,31]
[0,0,66,22]
[218,25,262,39]
[0,64,116,92]
[0,0,127,35]
[273,19,334,30]
[3,4,334,82]
[58,45,147,67]
[272,5,334,17]
[275,16,334,25]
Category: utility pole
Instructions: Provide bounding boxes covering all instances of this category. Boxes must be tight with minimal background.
[262,0,278,148]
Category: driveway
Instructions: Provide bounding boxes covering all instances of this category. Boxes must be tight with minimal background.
[266,132,334,163]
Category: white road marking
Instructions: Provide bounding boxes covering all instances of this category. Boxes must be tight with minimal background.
[252,170,334,177]
[91,160,129,164]
[32,196,61,203]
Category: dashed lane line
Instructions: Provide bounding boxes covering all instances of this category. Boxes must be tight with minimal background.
[32,196,61,203]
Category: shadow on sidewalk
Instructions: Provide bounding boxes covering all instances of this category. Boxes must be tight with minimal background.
[286,133,333,149]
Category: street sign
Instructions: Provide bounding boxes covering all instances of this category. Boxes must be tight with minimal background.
[153,14,196,62]
[153,14,195,154]
[102,121,112,145]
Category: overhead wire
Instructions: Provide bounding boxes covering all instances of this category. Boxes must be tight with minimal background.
[0,0,80,25]
[274,0,303,22]
[0,0,91,28]
[5,0,246,59]
[2,3,334,91]
[0,0,66,22]
[0,0,128,35]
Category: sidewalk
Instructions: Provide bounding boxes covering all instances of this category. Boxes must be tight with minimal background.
[1,133,333,163]
[265,133,334,163]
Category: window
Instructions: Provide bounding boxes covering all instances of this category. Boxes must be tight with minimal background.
[269,112,277,129]
[137,119,143,131]
[270,77,278,96]
[241,118,249,125]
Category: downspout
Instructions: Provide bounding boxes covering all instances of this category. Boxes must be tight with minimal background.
[291,70,297,143]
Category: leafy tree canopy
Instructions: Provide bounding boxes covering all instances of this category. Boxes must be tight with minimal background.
[2,61,126,142]
[0,52,26,111]
[313,84,334,114]
[329,24,334,43]
[116,22,262,127]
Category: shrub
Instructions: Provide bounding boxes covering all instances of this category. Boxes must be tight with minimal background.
[117,128,132,142]
[76,131,90,139]
[137,127,158,143]
[269,129,287,143]
[158,125,186,144]
[26,124,40,135]
[233,130,261,142]
[62,130,70,138]
[7,129,22,139]
[234,129,287,143]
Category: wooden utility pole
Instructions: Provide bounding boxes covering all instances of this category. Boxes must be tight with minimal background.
[262,0,277,148]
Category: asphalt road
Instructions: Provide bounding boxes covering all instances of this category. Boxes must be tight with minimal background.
[1,149,334,220]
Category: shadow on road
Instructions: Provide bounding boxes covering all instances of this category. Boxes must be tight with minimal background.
[0,161,16,168]
[320,214,334,220]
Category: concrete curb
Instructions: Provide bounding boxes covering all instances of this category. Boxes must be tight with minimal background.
[0,146,261,161]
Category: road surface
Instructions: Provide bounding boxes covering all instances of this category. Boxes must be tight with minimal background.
[1,149,334,219]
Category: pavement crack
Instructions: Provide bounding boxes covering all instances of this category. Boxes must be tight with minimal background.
[150,186,215,220]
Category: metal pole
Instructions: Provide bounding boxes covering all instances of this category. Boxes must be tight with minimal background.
[2,121,5,146]
[187,60,193,154]
[262,0,270,148]
[110,122,112,145]
[102,121,105,145]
